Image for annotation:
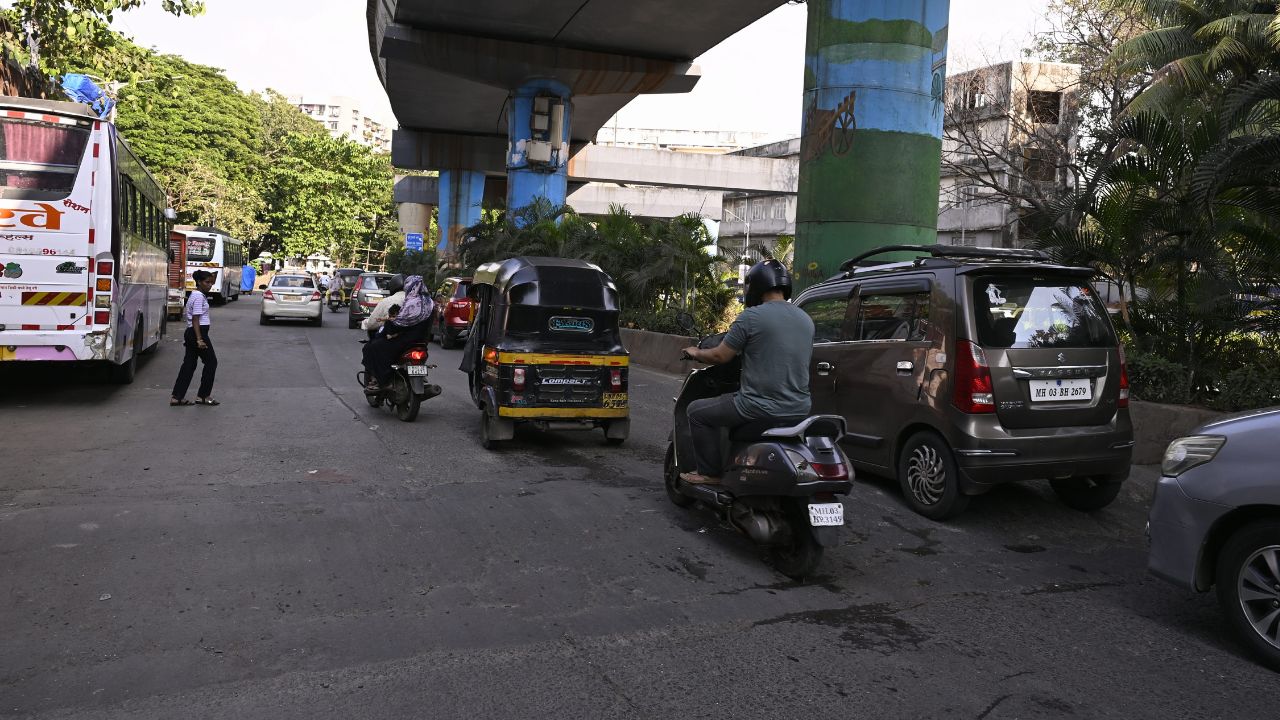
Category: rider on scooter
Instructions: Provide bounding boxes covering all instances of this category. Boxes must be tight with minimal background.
[679,259,814,485]
[362,274,434,393]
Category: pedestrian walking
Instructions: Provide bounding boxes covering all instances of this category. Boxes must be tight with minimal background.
[170,270,220,407]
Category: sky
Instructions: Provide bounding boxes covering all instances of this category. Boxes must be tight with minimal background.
[103,0,1054,139]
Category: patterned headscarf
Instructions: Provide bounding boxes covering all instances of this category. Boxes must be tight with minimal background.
[392,275,434,327]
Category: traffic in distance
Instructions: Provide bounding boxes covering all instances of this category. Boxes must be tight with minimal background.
[2,91,1279,678]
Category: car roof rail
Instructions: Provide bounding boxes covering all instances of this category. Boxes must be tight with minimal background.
[838,244,1053,272]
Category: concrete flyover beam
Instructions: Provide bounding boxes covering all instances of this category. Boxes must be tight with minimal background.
[568,145,798,194]
[566,184,723,219]
[393,174,438,204]
[391,129,510,173]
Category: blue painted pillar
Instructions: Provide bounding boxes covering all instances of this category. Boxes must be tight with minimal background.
[437,169,485,254]
[793,0,950,288]
[506,80,573,216]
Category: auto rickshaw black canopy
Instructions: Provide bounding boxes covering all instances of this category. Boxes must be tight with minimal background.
[470,256,619,310]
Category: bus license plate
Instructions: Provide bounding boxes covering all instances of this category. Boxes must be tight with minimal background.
[602,393,628,409]
[405,366,429,376]
[808,503,844,527]
[1029,378,1092,402]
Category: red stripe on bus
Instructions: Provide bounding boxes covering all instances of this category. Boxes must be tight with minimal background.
[92,143,100,158]
[88,228,95,245]
[57,324,74,331]
[21,324,39,330]
[41,115,65,124]
[94,121,101,130]
[6,111,23,118]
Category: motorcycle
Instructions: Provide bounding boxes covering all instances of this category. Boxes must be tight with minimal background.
[356,339,442,422]
[665,315,854,580]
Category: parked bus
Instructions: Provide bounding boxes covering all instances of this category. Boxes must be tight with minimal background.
[0,96,173,382]
[174,225,242,304]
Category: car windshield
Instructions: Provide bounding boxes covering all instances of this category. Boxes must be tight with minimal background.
[0,117,90,200]
[271,276,315,289]
[973,278,1115,349]
[362,275,393,291]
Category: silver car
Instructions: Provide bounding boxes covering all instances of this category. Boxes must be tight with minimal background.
[1148,407,1280,671]
[260,274,323,326]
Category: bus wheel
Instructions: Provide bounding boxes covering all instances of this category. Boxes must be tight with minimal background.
[110,324,142,384]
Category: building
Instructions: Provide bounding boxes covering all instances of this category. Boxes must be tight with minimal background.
[289,94,394,153]
[937,61,1081,248]
[718,138,799,260]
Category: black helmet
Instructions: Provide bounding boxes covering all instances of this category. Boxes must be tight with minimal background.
[743,259,792,308]
[387,274,405,294]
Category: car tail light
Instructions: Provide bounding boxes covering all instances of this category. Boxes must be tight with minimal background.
[610,368,623,391]
[1118,344,1130,408]
[810,463,849,480]
[952,339,995,413]
[263,290,275,300]
[512,367,526,391]
[310,291,322,301]
[404,348,427,363]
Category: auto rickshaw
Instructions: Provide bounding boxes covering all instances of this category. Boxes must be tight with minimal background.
[461,257,630,449]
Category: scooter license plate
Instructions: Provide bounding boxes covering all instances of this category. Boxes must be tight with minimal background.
[405,366,430,376]
[808,503,844,527]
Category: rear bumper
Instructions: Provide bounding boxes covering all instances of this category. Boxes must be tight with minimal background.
[1147,475,1231,591]
[497,406,628,419]
[951,419,1134,489]
[263,302,321,319]
[0,331,105,361]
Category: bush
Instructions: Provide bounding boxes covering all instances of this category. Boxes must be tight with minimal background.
[1204,365,1280,412]
[1127,351,1192,405]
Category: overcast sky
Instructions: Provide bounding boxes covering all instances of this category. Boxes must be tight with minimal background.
[104,0,1053,139]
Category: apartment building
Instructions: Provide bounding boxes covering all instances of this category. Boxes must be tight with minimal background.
[289,94,394,153]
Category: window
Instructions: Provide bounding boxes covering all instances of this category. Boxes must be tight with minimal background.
[801,296,853,344]
[961,75,988,110]
[329,122,339,130]
[1028,91,1062,124]
[329,106,340,117]
[0,117,90,201]
[971,279,1115,348]
[772,197,786,220]
[186,237,215,262]
[853,292,931,342]
[270,275,316,288]
[1023,148,1058,183]
[736,200,746,220]
[751,198,765,221]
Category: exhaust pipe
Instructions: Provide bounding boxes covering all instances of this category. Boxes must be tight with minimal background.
[730,505,786,545]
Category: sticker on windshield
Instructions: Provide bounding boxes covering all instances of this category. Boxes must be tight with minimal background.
[549,316,593,333]
[986,284,1006,306]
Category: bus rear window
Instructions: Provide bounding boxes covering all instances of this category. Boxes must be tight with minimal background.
[186,237,215,262]
[0,118,90,201]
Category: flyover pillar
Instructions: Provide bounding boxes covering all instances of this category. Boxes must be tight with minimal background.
[794,0,950,288]
[506,80,573,216]
[438,169,485,254]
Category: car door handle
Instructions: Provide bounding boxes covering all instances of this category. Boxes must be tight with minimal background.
[817,361,834,376]
[896,361,914,373]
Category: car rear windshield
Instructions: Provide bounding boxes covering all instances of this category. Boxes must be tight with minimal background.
[271,276,315,288]
[186,237,215,262]
[453,281,470,299]
[972,278,1115,349]
[0,117,90,200]
[360,275,393,291]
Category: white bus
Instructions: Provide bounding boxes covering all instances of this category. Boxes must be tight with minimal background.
[0,96,173,382]
[174,225,243,303]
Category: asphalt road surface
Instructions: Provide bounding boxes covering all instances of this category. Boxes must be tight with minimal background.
[0,295,1271,719]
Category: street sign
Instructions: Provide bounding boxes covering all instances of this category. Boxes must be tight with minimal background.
[405,233,424,252]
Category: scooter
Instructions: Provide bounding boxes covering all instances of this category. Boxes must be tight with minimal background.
[665,323,854,580]
[356,339,442,422]
[327,286,349,313]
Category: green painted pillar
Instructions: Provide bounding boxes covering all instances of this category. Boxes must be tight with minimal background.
[794,0,950,288]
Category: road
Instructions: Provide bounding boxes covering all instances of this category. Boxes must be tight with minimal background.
[0,295,1271,719]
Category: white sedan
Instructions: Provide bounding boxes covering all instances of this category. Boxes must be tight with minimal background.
[260,274,323,326]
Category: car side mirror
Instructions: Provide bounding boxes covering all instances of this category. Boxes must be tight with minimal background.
[257,284,267,290]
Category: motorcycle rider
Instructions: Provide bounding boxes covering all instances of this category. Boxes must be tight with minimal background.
[361,274,434,393]
[679,259,814,485]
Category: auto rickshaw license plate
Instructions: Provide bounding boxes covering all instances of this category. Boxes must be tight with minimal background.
[808,503,844,527]
[602,392,628,409]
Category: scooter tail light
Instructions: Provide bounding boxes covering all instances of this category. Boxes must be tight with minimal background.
[952,339,995,414]
[810,463,849,480]
[512,367,526,391]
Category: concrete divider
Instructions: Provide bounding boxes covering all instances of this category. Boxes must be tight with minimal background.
[1130,400,1225,465]
[621,328,696,376]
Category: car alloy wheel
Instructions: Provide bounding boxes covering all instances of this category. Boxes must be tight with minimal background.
[1236,544,1280,652]
[906,444,946,506]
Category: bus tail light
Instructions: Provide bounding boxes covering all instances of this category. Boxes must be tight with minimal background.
[94,311,110,325]
[95,278,112,292]
[96,260,113,277]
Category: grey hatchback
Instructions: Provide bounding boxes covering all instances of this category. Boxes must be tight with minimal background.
[792,245,1133,520]
[1148,407,1280,671]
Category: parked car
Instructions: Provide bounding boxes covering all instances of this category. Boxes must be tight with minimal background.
[260,274,323,326]
[1148,407,1280,672]
[433,276,473,349]
[348,272,395,329]
[791,244,1133,520]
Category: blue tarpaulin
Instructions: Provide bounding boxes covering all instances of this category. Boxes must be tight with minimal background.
[60,74,115,119]
[240,265,257,293]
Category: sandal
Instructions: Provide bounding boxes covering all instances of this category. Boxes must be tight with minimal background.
[195,398,221,406]
[170,399,195,406]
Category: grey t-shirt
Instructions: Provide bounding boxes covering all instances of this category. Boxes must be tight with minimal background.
[723,300,814,419]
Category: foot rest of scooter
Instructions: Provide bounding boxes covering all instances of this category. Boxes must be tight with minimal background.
[683,483,733,507]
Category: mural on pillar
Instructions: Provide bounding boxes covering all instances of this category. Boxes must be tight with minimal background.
[794,0,950,287]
